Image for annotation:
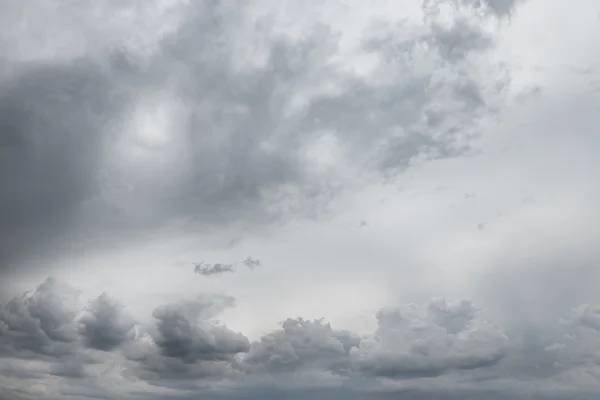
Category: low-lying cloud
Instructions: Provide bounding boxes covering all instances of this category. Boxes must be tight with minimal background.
[1,277,598,399]
[194,262,236,276]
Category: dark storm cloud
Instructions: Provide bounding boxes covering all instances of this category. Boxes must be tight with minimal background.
[123,296,250,386]
[0,59,133,269]
[150,299,249,361]
[0,0,512,279]
[212,387,600,400]
[0,278,80,358]
[2,277,600,398]
[78,293,136,351]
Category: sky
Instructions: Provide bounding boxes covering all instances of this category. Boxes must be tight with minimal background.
[1,0,600,399]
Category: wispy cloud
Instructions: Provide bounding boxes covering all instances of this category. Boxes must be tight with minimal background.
[193,262,236,276]
[193,257,261,276]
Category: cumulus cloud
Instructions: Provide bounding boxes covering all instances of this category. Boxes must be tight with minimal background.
[349,299,510,379]
[2,277,600,398]
[243,318,360,375]
[0,278,80,358]
[150,298,249,362]
[78,293,136,351]
[124,296,250,385]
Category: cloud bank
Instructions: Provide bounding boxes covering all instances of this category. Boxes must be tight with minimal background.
[0,277,599,399]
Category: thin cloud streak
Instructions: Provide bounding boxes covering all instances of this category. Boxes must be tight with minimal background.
[193,257,261,276]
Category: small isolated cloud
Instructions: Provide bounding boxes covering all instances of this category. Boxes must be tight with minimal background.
[193,257,262,276]
[194,262,236,276]
[242,256,261,269]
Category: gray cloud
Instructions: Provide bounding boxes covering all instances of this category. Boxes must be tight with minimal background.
[0,278,80,358]
[194,262,236,277]
[427,17,494,63]
[2,277,600,398]
[150,299,249,362]
[460,0,525,17]
[123,296,249,386]
[348,299,509,379]
[7,1,592,400]
[0,0,513,280]
[193,257,261,276]
[241,257,261,269]
[423,0,525,18]
[78,293,136,352]
[0,60,133,271]
[243,318,360,375]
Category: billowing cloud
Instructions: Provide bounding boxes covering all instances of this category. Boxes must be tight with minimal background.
[0,0,512,278]
[348,299,509,378]
[0,278,80,358]
[1,277,600,398]
[78,293,136,352]
[125,296,250,385]
[243,318,360,375]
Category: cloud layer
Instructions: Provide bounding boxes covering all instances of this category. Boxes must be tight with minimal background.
[3,0,600,399]
[193,257,261,276]
[0,0,512,275]
[0,277,599,399]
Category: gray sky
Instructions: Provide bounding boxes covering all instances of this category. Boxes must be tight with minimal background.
[1,0,600,398]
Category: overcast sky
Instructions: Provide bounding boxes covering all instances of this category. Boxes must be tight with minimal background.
[1,0,600,399]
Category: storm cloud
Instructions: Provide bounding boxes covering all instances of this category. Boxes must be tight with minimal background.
[2,0,599,398]
[0,0,510,277]
[1,277,599,398]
